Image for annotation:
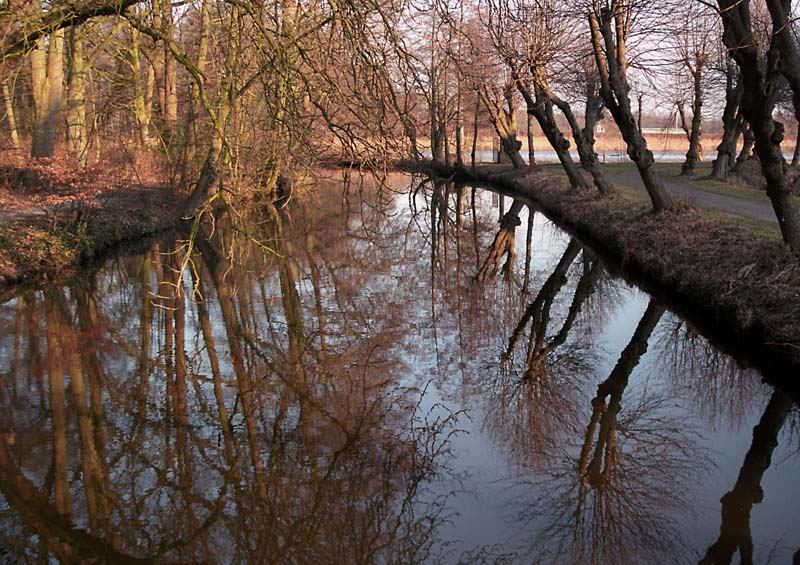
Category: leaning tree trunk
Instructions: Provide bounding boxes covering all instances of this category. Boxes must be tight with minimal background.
[719,0,800,248]
[516,72,591,191]
[588,10,673,211]
[792,123,800,169]
[544,76,613,194]
[711,60,742,180]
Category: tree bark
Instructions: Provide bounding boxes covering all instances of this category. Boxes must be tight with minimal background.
[536,73,612,194]
[2,80,20,151]
[526,112,536,168]
[478,83,526,169]
[516,73,591,191]
[30,15,65,159]
[588,8,673,211]
[129,22,154,147]
[681,65,704,177]
[711,61,743,180]
[734,121,755,174]
[66,26,88,165]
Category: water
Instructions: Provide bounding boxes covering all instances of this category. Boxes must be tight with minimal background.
[0,171,797,563]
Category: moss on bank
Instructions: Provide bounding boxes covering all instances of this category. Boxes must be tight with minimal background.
[406,160,800,386]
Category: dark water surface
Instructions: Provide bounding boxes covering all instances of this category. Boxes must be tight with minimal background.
[0,171,798,563]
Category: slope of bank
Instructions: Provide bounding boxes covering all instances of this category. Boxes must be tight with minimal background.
[0,186,182,296]
[406,160,800,386]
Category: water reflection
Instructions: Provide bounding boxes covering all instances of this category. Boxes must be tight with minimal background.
[0,172,798,563]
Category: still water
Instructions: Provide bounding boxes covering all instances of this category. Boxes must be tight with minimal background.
[0,171,797,563]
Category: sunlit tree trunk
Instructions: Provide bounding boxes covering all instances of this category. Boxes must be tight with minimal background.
[66,27,88,165]
[588,6,673,211]
[478,82,525,169]
[31,20,65,159]
[129,22,154,147]
[2,80,20,151]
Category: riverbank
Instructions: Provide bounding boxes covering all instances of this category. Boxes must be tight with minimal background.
[406,160,800,385]
[0,185,181,295]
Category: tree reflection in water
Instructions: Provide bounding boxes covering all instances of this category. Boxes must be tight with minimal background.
[0,173,459,562]
[503,299,706,564]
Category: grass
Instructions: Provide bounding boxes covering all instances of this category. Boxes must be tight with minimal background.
[539,161,779,237]
[611,180,780,239]
[605,161,770,203]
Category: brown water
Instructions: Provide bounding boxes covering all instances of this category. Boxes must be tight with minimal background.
[0,171,797,564]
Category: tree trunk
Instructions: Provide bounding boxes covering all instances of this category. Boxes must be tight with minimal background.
[792,123,800,169]
[711,60,742,180]
[516,73,591,191]
[589,10,673,211]
[734,121,755,173]
[2,81,20,151]
[31,23,65,159]
[129,23,154,147]
[527,112,536,168]
[478,83,526,169]
[162,0,178,138]
[542,76,612,194]
[681,67,704,177]
[471,97,479,167]
[719,0,800,248]
[66,27,88,165]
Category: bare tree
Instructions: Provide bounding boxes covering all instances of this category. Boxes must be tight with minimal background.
[716,0,800,249]
[671,3,716,176]
[587,0,674,211]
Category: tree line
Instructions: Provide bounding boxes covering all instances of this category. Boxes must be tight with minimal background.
[3,0,800,248]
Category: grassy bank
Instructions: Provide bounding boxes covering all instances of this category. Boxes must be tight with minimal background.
[407,160,800,387]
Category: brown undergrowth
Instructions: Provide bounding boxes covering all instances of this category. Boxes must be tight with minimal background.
[407,160,800,382]
[0,183,181,294]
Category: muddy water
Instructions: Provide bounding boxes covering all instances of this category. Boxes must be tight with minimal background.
[0,171,797,564]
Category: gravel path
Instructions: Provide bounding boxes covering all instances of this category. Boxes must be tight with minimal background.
[608,169,777,223]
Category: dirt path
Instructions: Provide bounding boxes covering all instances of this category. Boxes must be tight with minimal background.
[608,169,777,223]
